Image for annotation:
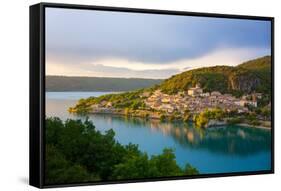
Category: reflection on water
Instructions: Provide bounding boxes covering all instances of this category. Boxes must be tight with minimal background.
[95,115,271,157]
[46,94,271,174]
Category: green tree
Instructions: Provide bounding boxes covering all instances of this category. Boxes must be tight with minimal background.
[45,144,98,184]
[45,117,199,184]
[160,114,167,122]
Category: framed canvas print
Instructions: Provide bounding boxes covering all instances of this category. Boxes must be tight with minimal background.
[30,2,274,188]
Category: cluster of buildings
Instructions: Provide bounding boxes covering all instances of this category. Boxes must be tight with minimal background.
[144,85,261,115]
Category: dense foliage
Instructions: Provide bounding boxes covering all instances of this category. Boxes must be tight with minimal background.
[159,56,271,95]
[45,117,198,185]
[193,107,271,128]
[69,90,147,114]
[160,66,232,94]
[238,56,271,82]
[46,76,162,92]
[193,108,225,128]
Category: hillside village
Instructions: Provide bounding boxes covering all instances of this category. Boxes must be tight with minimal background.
[144,84,261,115]
[82,83,264,120]
[69,56,271,128]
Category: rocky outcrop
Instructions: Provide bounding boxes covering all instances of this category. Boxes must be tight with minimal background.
[229,73,261,93]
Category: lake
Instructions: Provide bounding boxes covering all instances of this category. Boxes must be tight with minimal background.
[46,91,272,174]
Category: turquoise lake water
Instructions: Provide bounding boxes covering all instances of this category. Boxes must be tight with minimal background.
[46,91,272,174]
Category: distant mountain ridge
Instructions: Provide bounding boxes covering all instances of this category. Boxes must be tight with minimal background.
[47,56,271,94]
[159,56,271,95]
[46,76,163,92]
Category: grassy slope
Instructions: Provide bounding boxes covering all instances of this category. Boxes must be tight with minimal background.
[159,56,271,94]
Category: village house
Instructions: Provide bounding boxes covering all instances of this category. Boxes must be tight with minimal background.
[246,100,258,107]
[187,84,203,97]
[253,93,262,99]
[161,96,171,103]
[235,99,257,107]
[106,102,112,107]
[140,91,150,98]
[211,91,221,96]
[160,104,175,113]
[200,92,210,97]
[143,85,257,116]
[237,107,249,113]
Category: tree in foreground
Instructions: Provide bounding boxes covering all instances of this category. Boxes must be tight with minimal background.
[45,117,199,184]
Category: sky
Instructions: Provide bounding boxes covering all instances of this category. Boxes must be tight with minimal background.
[46,8,271,79]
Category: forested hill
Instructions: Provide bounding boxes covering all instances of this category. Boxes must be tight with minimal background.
[46,76,163,92]
[159,56,271,95]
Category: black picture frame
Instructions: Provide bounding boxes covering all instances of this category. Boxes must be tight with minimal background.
[30,2,275,189]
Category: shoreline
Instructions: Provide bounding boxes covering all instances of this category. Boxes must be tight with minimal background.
[237,123,271,130]
[72,109,271,130]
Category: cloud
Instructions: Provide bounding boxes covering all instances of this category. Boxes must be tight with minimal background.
[46,8,271,64]
[46,47,270,79]
[46,61,179,79]
[45,8,271,78]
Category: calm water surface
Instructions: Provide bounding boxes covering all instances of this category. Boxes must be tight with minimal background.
[46,92,272,174]
[46,91,121,100]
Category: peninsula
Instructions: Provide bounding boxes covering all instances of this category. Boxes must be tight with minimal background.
[69,56,272,129]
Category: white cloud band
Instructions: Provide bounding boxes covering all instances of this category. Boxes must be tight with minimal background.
[46,47,270,79]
